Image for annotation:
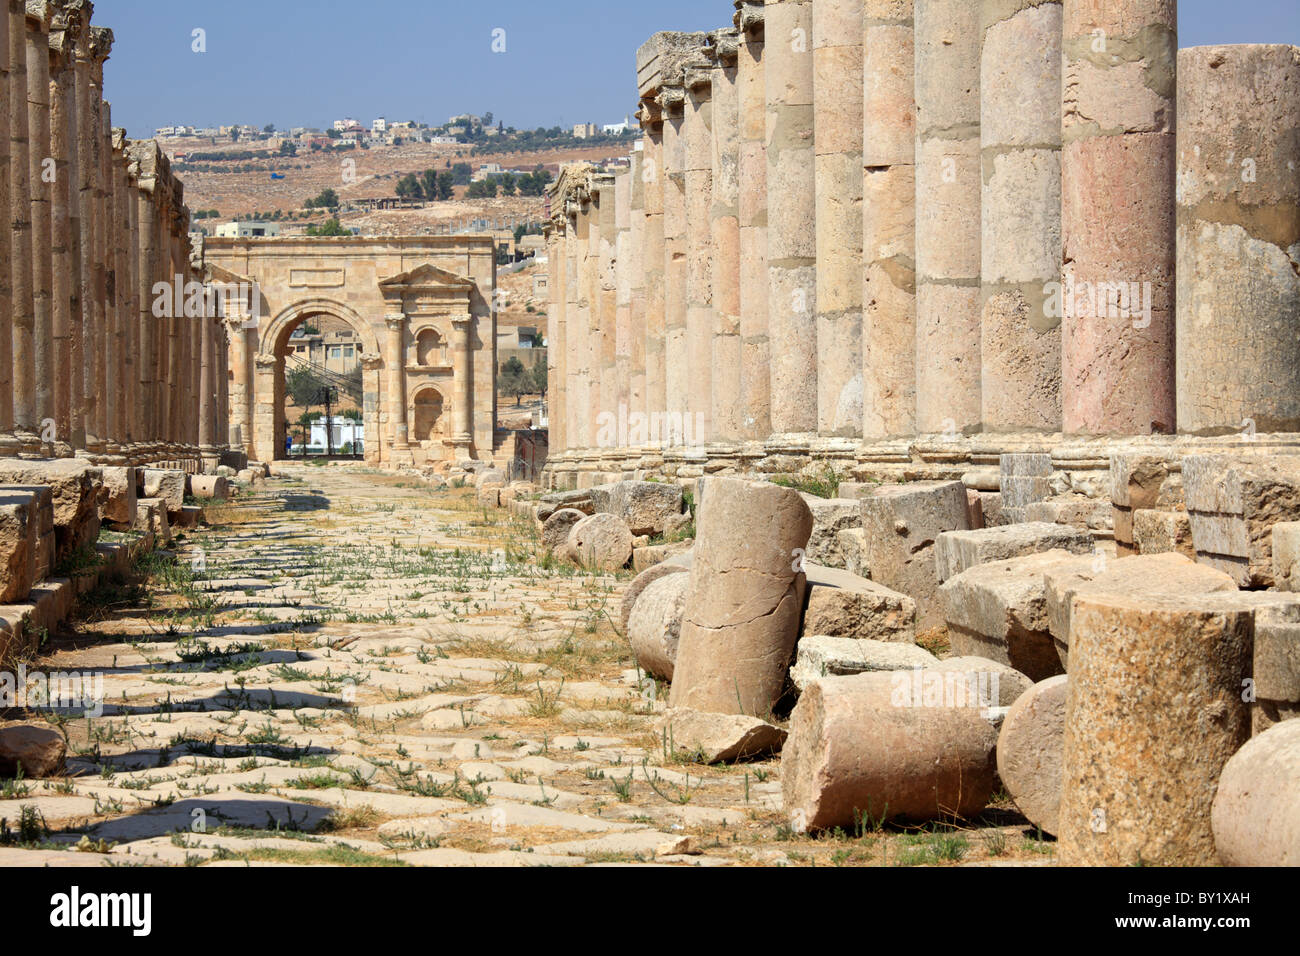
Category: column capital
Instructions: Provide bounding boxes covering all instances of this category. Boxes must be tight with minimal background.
[384,312,407,330]
[254,355,278,371]
[25,1,54,31]
[85,24,113,66]
[360,353,384,371]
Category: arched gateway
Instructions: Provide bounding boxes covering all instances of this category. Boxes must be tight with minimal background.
[204,237,498,465]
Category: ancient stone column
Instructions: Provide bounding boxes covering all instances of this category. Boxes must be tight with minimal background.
[914,0,981,435]
[661,81,689,430]
[564,199,584,448]
[130,145,157,451]
[640,110,667,436]
[980,0,1062,432]
[813,0,862,437]
[1061,0,1176,435]
[100,104,120,456]
[10,1,40,452]
[27,2,55,454]
[73,21,101,454]
[1176,45,1300,435]
[384,312,412,463]
[685,57,715,444]
[765,0,817,434]
[545,224,567,453]
[613,169,632,426]
[594,176,618,447]
[48,7,77,455]
[735,2,770,440]
[224,315,251,457]
[627,143,647,430]
[118,135,138,452]
[1059,593,1253,865]
[198,274,215,469]
[451,316,473,458]
[0,3,13,454]
[710,30,742,443]
[862,0,916,439]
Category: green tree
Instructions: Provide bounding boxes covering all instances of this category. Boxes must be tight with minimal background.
[436,170,455,200]
[396,173,423,200]
[307,187,340,210]
[287,366,328,408]
[500,356,528,406]
[306,218,351,237]
[420,169,440,201]
[340,408,363,423]
[530,360,548,398]
[279,141,297,157]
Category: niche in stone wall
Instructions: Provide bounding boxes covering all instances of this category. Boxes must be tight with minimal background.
[415,326,449,367]
[413,387,448,444]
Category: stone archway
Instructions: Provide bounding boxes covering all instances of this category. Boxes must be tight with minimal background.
[254,298,383,463]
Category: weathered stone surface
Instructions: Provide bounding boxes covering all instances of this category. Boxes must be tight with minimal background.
[999,453,1052,523]
[0,461,103,563]
[860,480,970,631]
[934,522,1093,584]
[1274,522,1300,592]
[566,513,634,571]
[1110,453,1176,556]
[1184,454,1300,587]
[1059,594,1254,866]
[670,478,812,716]
[603,480,683,536]
[790,635,938,691]
[620,559,690,636]
[142,469,186,514]
[627,573,689,681]
[1023,496,1111,532]
[100,467,138,525]
[0,494,36,604]
[942,550,1094,682]
[802,496,862,568]
[801,564,916,644]
[1212,720,1300,867]
[631,541,693,572]
[474,468,507,490]
[1044,552,1238,669]
[782,672,998,830]
[536,487,605,521]
[476,486,500,509]
[923,656,1032,708]
[1177,45,1300,436]
[835,527,869,578]
[1133,509,1194,558]
[1254,604,1300,735]
[189,475,229,501]
[996,675,1068,836]
[0,725,67,778]
[135,499,172,546]
[542,508,587,554]
[658,708,786,764]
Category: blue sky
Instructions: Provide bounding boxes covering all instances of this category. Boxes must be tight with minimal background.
[96,0,1300,138]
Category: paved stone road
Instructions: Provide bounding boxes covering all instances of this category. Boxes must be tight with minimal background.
[0,464,1052,867]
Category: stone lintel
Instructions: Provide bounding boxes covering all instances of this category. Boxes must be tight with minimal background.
[637,30,711,99]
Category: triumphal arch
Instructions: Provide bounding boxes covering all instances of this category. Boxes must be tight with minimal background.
[205,237,498,466]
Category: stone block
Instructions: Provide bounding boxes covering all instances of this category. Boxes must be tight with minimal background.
[835,527,869,578]
[100,467,138,526]
[0,492,36,603]
[142,468,187,514]
[941,550,1093,682]
[1254,604,1300,735]
[658,708,786,764]
[790,635,938,692]
[1133,509,1195,558]
[934,522,1093,585]
[626,572,689,680]
[860,480,971,631]
[1044,552,1238,669]
[801,496,862,569]
[801,564,916,644]
[602,480,683,536]
[566,513,634,571]
[1274,522,1300,592]
[0,461,102,565]
[1184,454,1300,588]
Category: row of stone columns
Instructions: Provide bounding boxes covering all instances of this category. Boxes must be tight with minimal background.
[544,1,1300,457]
[2,1,227,469]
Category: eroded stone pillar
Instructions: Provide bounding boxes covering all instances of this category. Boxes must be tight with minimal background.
[735,2,770,440]
[710,30,742,443]
[27,2,54,454]
[545,224,566,453]
[384,312,413,464]
[915,0,981,435]
[1176,44,1300,435]
[11,2,39,451]
[613,169,632,428]
[0,6,11,453]
[980,0,1062,432]
[48,7,78,455]
[862,0,916,439]
[662,82,689,429]
[813,0,862,437]
[628,143,647,430]
[451,316,473,459]
[640,106,667,437]
[594,176,618,447]
[1061,0,1176,435]
[73,22,102,454]
[564,199,584,448]
[766,0,817,435]
[685,57,715,444]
